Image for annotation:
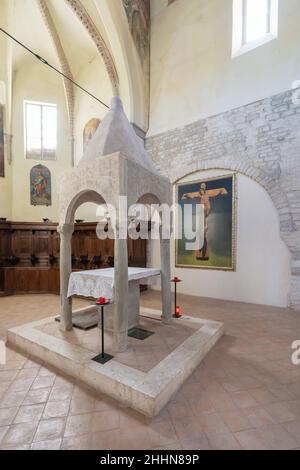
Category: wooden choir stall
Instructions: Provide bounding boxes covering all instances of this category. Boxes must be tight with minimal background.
[0,221,147,296]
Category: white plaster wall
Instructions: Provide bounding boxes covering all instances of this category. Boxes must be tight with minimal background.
[94,0,149,131]
[149,0,300,135]
[10,62,72,222]
[0,80,12,220]
[72,56,112,222]
[149,170,291,307]
[73,56,112,167]
[74,202,101,223]
[0,0,12,220]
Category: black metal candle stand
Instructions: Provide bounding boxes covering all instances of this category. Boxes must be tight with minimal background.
[92,301,114,365]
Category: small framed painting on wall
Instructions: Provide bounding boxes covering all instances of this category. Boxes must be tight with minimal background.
[30,164,52,206]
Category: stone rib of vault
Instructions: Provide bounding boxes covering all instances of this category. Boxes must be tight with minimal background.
[79,96,156,174]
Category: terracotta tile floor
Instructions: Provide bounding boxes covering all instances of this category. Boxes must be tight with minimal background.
[0,291,300,450]
[35,315,198,373]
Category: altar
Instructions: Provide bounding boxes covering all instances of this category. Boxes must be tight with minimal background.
[67,267,160,330]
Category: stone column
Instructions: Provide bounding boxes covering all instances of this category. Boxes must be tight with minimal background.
[58,223,74,331]
[160,236,172,323]
[113,224,129,352]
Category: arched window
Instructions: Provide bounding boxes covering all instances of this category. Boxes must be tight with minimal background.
[24,101,57,160]
[232,0,278,57]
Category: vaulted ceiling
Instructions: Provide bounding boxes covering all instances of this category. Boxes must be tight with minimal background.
[12,0,115,88]
[5,0,150,131]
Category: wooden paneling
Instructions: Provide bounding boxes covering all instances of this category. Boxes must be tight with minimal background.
[0,221,147,295]
[11,231,33,266]
[33,231,52,266]
[13,268,30,292]
[0,267,14,295]
[51,231,60,258]
[130,238,147,267]
[0,228,10,266]
[39,268,50,292]
[49,268,60,294]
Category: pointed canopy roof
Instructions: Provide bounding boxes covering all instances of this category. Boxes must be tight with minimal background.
[79,97,156,173]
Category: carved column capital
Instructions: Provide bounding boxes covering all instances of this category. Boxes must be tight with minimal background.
[57,223,74,237]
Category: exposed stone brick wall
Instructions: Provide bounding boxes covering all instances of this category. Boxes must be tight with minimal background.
[146,89,300,310]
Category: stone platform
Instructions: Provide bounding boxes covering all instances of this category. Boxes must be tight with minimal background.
[7,310,224,417]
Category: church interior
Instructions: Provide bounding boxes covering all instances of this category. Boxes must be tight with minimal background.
[0,0,300,452]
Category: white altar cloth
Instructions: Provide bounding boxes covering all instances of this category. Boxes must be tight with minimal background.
[67,267,161,299]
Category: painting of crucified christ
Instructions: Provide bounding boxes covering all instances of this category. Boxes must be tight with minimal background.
[176,174,236,270]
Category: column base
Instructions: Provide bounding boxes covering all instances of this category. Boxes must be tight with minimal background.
[59,322,73,332]
[161,316,174,325]
[113,331,128,352]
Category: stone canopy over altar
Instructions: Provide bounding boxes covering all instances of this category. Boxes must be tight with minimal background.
[5,94,224,418]
[1,0,300,449]
[57,96,173,352]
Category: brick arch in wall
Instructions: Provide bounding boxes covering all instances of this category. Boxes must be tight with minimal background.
[171,158,294,236]
[170,158,300,311]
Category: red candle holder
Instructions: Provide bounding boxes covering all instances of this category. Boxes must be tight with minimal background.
[93,297,114,364]
[96,297,110,306]
[175,306,181,318]
[171,277,182,318]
